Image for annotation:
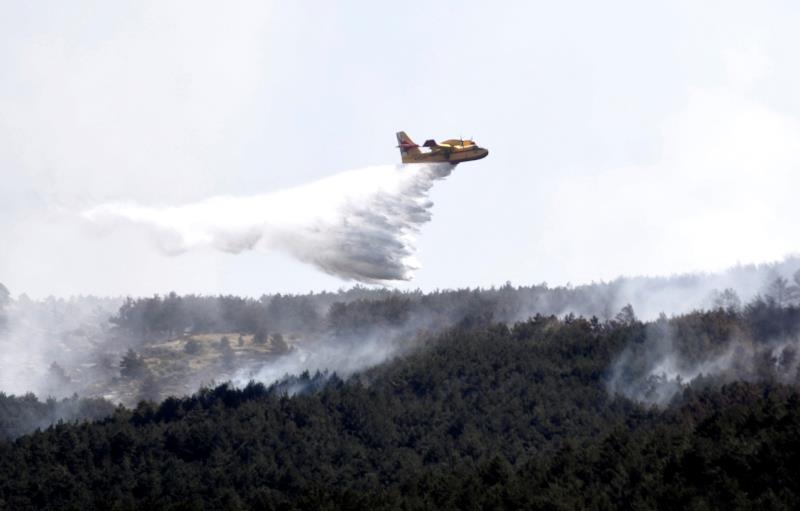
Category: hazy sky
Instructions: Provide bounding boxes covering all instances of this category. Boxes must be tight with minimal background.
[3,1,800,298]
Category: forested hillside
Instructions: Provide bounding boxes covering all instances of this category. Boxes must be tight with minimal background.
[2,258,800,409]
[1,304,800,509]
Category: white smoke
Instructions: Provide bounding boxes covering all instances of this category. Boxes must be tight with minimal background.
[83,163,453,283]
[231,334,406,394]
[606,316,800,406]
[0,296,121,397]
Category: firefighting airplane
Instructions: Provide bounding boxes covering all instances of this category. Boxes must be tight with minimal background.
[396,131,489,165]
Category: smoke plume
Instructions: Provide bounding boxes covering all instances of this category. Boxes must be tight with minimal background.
[0,296,121,397]
[83,164,452,283]
[606,309,800,407]
[232,329,419,396]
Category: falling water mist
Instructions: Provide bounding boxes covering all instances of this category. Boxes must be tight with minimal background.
[83,163,453,283]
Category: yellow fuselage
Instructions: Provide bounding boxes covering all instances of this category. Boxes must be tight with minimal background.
[401,142,489,165]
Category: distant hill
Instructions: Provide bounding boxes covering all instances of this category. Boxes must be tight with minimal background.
[4,256,800,405]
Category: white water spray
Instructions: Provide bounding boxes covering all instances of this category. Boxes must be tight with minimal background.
[83,163,453,283]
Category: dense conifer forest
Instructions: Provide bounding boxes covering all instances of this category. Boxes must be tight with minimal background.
[1,289,800,509]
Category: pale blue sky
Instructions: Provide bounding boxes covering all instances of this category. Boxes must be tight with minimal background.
[3,1,800,297]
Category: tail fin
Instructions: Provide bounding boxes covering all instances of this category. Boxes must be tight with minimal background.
[396,131,421,161]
